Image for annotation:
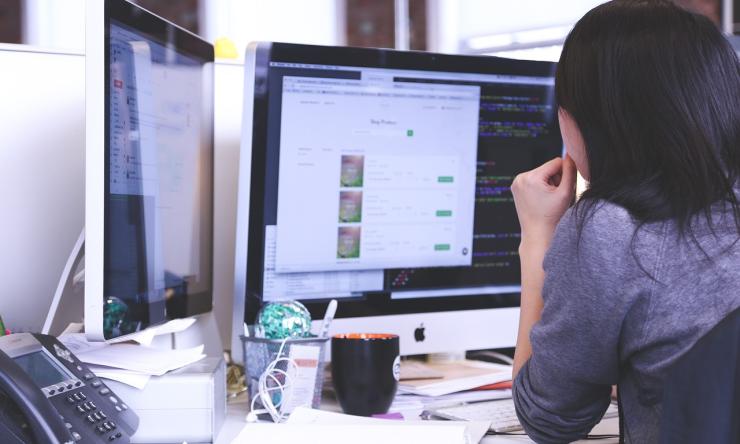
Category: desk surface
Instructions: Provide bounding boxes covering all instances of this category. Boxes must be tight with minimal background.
[215,394,620,443]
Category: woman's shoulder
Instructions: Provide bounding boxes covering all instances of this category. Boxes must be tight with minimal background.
[554,199,641,247]
[547,199,664,275]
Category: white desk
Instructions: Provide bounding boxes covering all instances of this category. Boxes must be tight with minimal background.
[214,394,620,443]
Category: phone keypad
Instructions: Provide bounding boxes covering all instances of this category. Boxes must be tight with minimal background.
[65,389,123,440]
[96,421,118,433]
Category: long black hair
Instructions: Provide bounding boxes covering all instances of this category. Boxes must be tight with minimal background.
[556,0,740,236]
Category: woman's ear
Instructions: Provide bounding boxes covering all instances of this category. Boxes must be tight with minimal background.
[558,108,590,181]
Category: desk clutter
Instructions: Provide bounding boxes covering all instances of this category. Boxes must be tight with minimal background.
[233,355,624,443]
[234,299,518,443]
[235,406,492,444]
[392,359,513,416]
[55,321,225,443]
[59,319,206,390]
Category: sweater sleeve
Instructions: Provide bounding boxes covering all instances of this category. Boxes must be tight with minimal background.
[512,203,654,444]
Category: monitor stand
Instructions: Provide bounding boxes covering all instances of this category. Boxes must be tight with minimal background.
[43,229,222,356]
[43,229,86,336]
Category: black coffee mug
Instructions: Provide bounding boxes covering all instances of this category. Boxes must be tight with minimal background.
[331,333,400,416]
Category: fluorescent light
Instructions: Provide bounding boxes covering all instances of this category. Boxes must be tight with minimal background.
[467,34,514,50]
[466,24,572,51]
[487,45,564,62]
[513,25,571,45]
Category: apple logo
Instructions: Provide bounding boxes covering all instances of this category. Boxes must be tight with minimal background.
[414,323,426,342]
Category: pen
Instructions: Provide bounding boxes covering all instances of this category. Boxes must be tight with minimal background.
[318,299,338,339]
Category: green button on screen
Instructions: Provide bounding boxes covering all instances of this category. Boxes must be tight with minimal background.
[436,210,452,217]
[434,244,451,251]
[438,176,454,183]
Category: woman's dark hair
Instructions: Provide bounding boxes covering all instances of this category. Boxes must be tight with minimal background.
[556,0,740,236]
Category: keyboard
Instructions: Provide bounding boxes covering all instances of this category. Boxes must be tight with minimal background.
[428,398,619,433]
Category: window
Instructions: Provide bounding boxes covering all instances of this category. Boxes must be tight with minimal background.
[0,0,22,44]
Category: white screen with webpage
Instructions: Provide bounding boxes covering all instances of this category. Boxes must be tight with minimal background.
[274,75,480,273]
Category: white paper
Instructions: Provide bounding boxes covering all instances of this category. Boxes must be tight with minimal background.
[398,361,512,397]
[106,317,197,346]
[60,333,205,376]
[392,389,512,412]
[59,333,109,355]
[73,343,205,376]
[87,365,151,390]
[285,407,490,444]
[233,423,469,444]
[280,344,321,414]
[61,322,84,336]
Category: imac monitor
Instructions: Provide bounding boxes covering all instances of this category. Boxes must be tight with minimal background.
[85,0,214,340]
[232,43,561,359]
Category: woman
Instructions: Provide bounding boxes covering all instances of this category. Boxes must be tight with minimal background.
[510,1,740,443]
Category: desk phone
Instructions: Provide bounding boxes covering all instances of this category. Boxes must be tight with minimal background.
[0,333,139,443]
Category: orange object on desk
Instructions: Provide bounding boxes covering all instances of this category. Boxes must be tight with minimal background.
[473,380,513,390]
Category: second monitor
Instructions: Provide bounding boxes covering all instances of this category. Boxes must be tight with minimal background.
[85,0,214,341]
[233,43,562,360]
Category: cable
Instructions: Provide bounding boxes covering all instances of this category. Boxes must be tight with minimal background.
[471,350,515,365]
[246,337,298,424]
[486,430,620,440]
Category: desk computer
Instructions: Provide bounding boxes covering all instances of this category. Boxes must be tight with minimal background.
[232,43,562,361]
[84,0,215,341]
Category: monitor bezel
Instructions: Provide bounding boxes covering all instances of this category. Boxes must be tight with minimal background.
[85,0,214,341]
[239,42,560,328]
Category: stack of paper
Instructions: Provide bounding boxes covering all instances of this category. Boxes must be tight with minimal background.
[398,360,512,397]
[392,389,512,411]
[400,359,446,380]
[60,331,205,390]
[234,407,491,444]
[381,360,514,420]
[387,389,512,420]
[86,366,152,390]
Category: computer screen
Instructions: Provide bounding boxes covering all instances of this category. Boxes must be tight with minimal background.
[85,0,214,341]
[233,43,561,356]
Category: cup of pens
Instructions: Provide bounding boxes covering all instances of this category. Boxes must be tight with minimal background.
[241,300,338,418]
[331,333,400,416]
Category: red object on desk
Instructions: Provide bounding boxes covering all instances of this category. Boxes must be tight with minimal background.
[473,380,513,391]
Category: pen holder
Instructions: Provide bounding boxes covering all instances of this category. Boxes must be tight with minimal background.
[240,335,329,413]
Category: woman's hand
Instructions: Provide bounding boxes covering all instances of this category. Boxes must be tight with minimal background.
[511,155,577,250]
[511,155,577,377]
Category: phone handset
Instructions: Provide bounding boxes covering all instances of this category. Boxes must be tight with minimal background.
[0,349,74,444]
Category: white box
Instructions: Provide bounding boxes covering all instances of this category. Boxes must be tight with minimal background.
[106,357,226,443]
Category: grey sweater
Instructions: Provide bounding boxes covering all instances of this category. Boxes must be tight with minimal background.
[512,200,740,444]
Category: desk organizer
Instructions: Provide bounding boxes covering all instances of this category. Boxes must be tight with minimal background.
[240,335,329,412]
